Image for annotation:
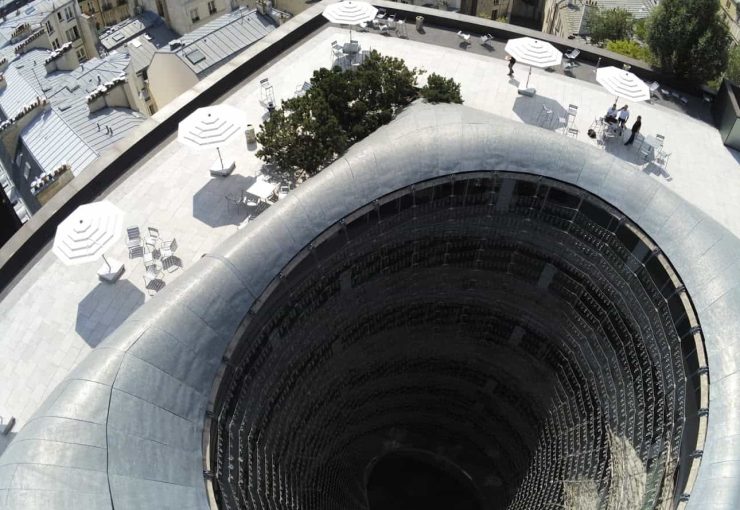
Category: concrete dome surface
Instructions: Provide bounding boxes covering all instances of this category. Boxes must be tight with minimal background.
[0,104,735,510]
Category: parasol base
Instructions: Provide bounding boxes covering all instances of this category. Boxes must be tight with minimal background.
[517,86,536,97]
[97,258,125,283]
[210,160,235,177]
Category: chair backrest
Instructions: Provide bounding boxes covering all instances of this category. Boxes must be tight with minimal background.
[148,226,159,237]
[126,226,140,240]
[260,78,270,88]
[656,134,665,142]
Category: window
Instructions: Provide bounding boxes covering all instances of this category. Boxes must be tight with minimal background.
[148,104,156,114]
[185,49,205,64]
[45,20,54,34]
[65,25,79,41]
[64,6,74,20]
[57,11,62,21]
[51,38,60,49]
[190,7,199,22]
[208,0,216,14]
[76,47,86,61]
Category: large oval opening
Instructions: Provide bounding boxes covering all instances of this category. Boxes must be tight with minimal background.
[366,450,483,510]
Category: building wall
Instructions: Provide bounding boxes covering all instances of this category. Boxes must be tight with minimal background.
[475,0,512,21]
[77,0,131,30]
[147,52,198,107]
[42,0,91,60]
[162,0,249,36]
[721,0,740,44]
[541,0,566,37]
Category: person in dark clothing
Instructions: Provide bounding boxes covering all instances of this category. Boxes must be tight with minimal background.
[624,115,642,145]
[507,56,516,76]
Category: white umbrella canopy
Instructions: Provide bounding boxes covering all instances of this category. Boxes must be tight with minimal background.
[53,201,123,265]
[596,66,650,103]
[178,104,247,169]
[322,1,377,40]
[504,37,562,88]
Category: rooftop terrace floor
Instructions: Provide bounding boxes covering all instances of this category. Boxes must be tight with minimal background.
[0,24,738,453]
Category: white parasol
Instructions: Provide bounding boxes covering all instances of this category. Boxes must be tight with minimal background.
[322,1,378,41]
[596,66,650,103]
[504,37,563,89]
[178,104,247,171]
[53,201,123,271]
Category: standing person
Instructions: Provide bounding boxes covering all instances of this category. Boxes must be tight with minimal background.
[617,105,630,134]
[507,56,516,76]
[624,115,642,145]
[605,104,618,123]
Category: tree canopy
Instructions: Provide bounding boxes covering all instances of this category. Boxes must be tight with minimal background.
[256,52,463,179]
[589,8,634,45]
[420,73,463,104]
[646,0,731,82]
[605,39,652,62]
[726,45,740,85]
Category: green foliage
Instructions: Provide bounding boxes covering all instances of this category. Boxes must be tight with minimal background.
[256,95,347,177]
[589,8,634,45]
[421,73,463,104]
[727,45,740,85]
[646,0,731,82]
[496,16,508,23]
[256,52,463,178]
[632,18,647,42]
[606,39,652,63]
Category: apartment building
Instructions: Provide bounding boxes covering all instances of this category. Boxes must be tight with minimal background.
[542,0,652,40]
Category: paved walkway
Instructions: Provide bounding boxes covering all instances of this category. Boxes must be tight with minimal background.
[0,25,738,453]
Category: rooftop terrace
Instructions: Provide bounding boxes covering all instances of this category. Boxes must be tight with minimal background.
[0,3,737,459]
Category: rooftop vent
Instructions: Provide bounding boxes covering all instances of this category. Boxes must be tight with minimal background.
[169,40,183,50]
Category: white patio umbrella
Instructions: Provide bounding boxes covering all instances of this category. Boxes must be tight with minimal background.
[322,1,377,41]
[596,66,650,103]
[53,200,123,271]
[504,37,563,89]
[178,104,247,171]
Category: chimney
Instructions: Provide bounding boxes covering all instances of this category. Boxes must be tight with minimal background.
[14,29,50,55]
[87,75,131,113]
[0,97,49,157]
[44,42,79,73]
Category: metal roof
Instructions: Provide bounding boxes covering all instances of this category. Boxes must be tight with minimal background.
[0,0,70,45]
[0,49,144,176]
[168,7,276,76]
[20,108,97,176]
[0,104,736,509]
[99,11,175,52]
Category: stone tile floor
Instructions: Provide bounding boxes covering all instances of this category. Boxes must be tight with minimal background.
[0,24,738,453]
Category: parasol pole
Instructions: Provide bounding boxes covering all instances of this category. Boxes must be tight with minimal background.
[102,253,111,272]
[216,146,225,170]
[526,66,532,88]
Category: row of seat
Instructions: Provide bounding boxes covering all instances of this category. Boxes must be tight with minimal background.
[211,176,693,509]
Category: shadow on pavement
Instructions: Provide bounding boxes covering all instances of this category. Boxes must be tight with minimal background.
[193,174,255,228]
[76,279,145,347]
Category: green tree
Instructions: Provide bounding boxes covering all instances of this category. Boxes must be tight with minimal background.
[632,18,647,42]
[646,0,731,82]
[727,45,740,84]
[606,39,652,62]
[421,73,463,104]
[589,8,634,45]
[256,95,347,177]
[255,52,463,179]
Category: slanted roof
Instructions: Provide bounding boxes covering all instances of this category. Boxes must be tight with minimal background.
[99,11,175,51]
[20,108,97,176]
[0,0,66,45]
[0,49,144,176]
[168,7,276,76]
